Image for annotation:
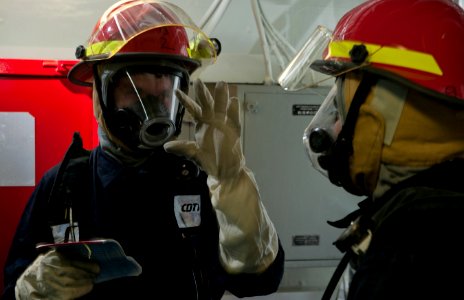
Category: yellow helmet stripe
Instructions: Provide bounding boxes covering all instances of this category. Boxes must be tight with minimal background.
[86,40,124,58]
[327,40,442,76]
[85,26,217,62]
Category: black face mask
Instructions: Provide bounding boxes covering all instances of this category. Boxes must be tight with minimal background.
[109,93,177,149]
[98,65,185,150]
[303,75,377,196]
[303,81,343,175]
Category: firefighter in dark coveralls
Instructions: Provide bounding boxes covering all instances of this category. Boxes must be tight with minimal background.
[279,0,464,299]
[2,1,284,299]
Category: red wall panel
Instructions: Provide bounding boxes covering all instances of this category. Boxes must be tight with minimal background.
[0,58,98,293]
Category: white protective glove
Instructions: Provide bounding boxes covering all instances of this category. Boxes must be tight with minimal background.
[164,79,279,274]
[15,250,100,300]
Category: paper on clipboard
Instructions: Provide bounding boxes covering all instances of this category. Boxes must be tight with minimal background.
[36,239,142,283]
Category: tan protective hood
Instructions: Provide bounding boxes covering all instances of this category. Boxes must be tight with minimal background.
[344,74,464,195]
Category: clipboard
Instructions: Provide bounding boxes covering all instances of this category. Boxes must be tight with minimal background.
[36,239,142,283]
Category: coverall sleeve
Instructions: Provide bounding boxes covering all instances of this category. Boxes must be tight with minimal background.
[1,167,57,300]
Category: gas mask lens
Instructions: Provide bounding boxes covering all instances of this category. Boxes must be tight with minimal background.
[110,70,182,149]
[303,81,343,176]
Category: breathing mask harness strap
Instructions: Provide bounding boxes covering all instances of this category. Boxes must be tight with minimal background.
[326,75,378,196]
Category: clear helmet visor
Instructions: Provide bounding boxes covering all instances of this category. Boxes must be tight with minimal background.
[303,79,345,176]
[278,25,333,91]
[104,67,182,149]
[85,0,217,63]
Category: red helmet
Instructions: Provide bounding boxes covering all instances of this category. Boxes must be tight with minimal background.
[311,0,464,102]
[68,0,218,86]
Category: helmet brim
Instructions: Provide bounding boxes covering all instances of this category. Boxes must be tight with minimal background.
[68,60,95,87]
[310,59,360,76]
[68,53,201,87]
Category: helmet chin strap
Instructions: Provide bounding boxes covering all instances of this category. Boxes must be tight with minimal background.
[324,74,378,196]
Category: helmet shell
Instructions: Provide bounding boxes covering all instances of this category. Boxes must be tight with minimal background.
[68,0,217,86]
[316,0,464,102]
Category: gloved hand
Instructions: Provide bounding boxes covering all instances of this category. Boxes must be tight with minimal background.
[164,79,279,274]
[15,249,100,300]
[164,79,243,181]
